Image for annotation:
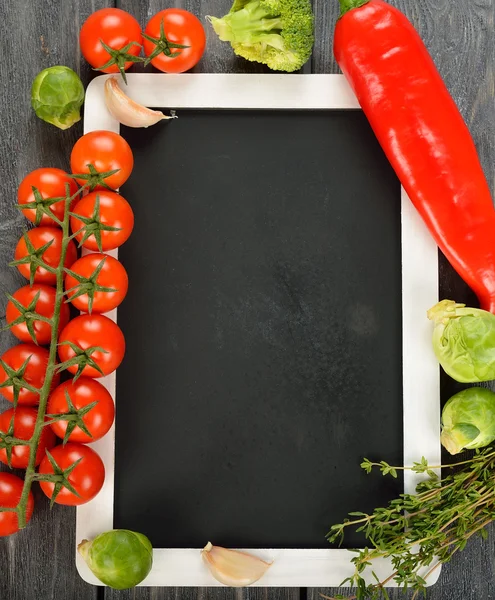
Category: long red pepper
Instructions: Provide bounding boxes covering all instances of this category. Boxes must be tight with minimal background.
[334,0,495,314]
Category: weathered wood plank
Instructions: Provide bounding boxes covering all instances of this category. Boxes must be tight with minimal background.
[311,0,340,74]
[0,1,110,599]
[105,587,300,600]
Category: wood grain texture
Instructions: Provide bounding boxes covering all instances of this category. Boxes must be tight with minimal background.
[105,587,300,600]
[1,0,494,598]
[311,0,340,74]
[0,1,109,599]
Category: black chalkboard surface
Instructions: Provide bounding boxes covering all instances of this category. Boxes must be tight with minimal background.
[114,109,403,549]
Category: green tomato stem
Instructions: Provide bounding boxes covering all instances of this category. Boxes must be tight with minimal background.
[13,184,85,529]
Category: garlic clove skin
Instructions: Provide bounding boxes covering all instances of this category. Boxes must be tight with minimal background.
[104,77,176,128]
[202,542,272,587]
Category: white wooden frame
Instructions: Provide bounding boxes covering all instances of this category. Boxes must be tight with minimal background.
[76,74,441,588]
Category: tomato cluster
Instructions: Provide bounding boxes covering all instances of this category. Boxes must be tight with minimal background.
[79,7,206,77]
[1,0,205,545]
[1,0,206,546]
[0,130,134,536]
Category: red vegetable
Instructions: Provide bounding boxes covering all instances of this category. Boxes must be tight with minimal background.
[47,378,115,443]
[334,0,495,313]
[17,168,78,227]
[70,191,134,252]
[143,9,206,74]
[13,227,77,286]
[58,314,126,378]
[0,473,34,536]
[0,343,59,406]
[38,443,105,506]
[70,130,134,191]
[6,284,70,345]
[0,407,56,468]
[79,8,143,83]
[65,253,129,314]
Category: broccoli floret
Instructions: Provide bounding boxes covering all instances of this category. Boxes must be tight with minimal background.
[208,0,315,73]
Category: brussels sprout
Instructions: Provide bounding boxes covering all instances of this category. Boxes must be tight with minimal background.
[31,66,85,130]
[441,387,495,455]
[427,300,495,383]
[78,529,153,589]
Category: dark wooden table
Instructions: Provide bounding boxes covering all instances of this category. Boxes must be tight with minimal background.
[1,1,494,598]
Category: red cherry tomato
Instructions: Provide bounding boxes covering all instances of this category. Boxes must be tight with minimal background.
[0,343,59,406]
[58,314,125,378]
[70,131,134,190]
[65,253,129,314]
[70,191,134,252]
[17,168,79,227]
[47,378,115,443]
[13,227,77,285]
[143,9,206,74]
[38,443,105,506]
[0,473,34,536]
[6,284,70,345]
[0,407,56,468]
[80,8,142,75]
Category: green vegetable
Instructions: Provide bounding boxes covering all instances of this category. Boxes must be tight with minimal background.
[208,0,314,73]
[78,530,153,589]
[441,387,495,455]
[329,449,495,599]
[31,66,85,130]
[427,299,495,383]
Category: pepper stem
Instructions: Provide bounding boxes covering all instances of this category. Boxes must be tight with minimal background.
[338,0,370,17]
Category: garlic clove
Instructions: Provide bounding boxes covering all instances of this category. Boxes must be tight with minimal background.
[201,542,272,587]
[104,77,176,128]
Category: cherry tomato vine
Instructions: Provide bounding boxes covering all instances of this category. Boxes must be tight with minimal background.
[2,182,76,528]
[0,155,127,530]
[3,0,206,545]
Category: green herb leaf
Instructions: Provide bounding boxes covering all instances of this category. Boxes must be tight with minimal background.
[328,448,495,597]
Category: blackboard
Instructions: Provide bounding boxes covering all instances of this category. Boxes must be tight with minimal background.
[114,109,403,549]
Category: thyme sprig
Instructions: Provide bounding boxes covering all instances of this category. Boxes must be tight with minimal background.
[327,449,495,599]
